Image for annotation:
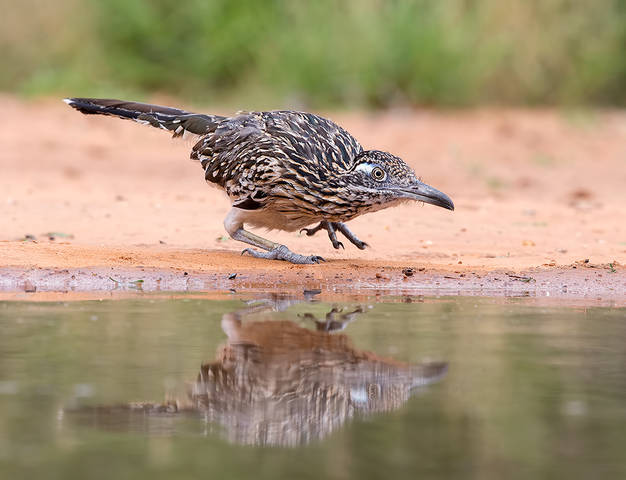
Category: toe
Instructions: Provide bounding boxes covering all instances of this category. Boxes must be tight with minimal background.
[242,247,266,259]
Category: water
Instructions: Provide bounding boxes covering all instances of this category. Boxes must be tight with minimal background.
[0,295,625,479]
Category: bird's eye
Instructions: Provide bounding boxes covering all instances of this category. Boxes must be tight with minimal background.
[371,167,386,182]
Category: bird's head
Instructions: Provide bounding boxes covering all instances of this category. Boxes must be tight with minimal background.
[345,150,454,212]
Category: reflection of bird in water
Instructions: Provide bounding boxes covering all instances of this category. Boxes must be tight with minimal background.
[194,311,447,446]
[66,302,447,446]
[299,305,363,331]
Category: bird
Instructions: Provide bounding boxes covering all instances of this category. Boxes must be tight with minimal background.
[64,98,454,264]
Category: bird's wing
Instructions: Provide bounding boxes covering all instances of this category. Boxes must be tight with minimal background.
[191,111,363,210]
[191,113,278,209]
[261,111,363,173]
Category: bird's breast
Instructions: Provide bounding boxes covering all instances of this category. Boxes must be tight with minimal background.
[232,207,320,232]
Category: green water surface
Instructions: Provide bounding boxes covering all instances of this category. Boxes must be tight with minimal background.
[0,295,624,479]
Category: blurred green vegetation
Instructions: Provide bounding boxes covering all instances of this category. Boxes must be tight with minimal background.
[1,0,625,108]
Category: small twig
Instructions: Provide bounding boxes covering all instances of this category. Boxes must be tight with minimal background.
[506,273,535,283]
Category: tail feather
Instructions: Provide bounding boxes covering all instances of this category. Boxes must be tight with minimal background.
[64,97,223,138]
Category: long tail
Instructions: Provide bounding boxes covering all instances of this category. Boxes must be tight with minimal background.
[64,97,223,138]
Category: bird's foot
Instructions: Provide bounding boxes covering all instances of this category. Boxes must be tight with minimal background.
[335,223,368,250]
[242,245,325,264]
[301,221,344,250]
[300,221,367,250]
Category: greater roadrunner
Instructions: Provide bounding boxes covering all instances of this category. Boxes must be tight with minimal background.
[65,98,454,264]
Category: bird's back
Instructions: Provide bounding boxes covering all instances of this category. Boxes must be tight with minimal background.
[192,110,363,213]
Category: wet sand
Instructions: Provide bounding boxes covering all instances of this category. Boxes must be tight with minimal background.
[0,96,624,304]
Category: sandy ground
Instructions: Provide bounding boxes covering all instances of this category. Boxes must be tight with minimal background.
[0,96,624,303]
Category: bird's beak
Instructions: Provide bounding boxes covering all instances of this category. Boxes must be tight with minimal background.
[399,182,455,211]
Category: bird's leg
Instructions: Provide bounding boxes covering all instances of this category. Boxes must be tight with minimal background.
[334,222,368,250]
[242,243,325,264]
[300,220,344,249]
[324,222,344,249]
[229,227,278,251]
[231,228,325,264]
[225,209,324,264]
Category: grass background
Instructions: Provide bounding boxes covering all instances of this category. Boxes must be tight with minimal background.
[1,0,625,109]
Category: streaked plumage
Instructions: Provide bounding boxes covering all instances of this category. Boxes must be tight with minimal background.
[65,98,454,264]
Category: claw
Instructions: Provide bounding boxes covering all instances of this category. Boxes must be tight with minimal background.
[332,241,345,250]
[300,224,324,237]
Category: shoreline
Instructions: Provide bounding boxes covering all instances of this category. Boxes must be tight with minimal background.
[1,260,623,307]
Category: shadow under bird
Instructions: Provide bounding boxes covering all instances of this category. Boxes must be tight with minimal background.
[64,98,454,264]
